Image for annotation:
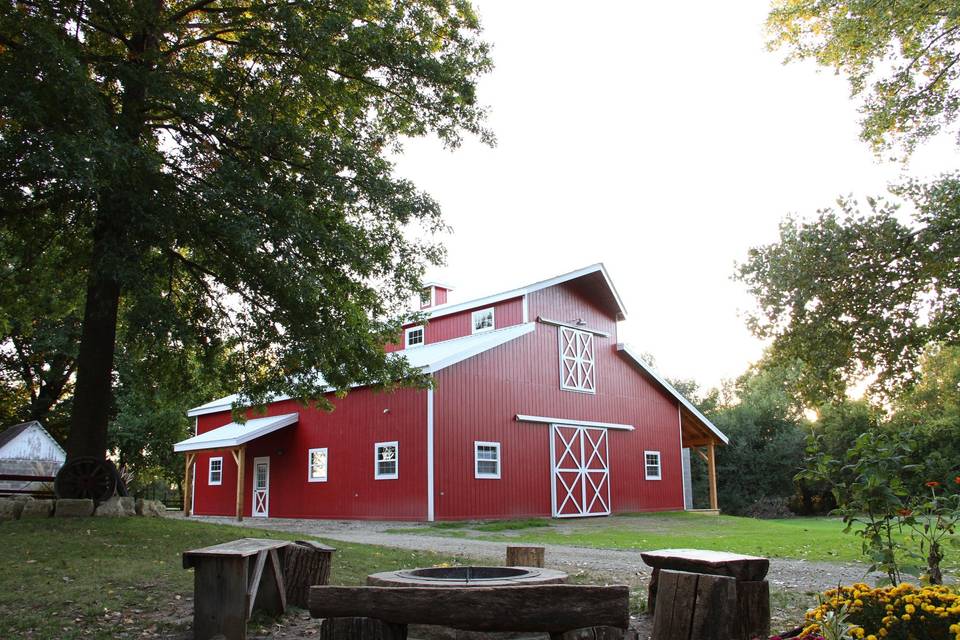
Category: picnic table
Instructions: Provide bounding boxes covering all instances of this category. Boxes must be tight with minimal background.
[183,537,335,640]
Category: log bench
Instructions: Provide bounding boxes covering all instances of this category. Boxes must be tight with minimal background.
[183,537,335,640]
[309,584,631,639]
[640,549,770,640]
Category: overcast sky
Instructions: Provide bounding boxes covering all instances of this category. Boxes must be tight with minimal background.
[392,1,953,390]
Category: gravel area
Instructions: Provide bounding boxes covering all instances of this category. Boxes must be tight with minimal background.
[176,514,876,593]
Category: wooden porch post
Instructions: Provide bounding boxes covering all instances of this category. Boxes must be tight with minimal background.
[706,443,718,511]
[232,446,246,522]
[183,452,196,517]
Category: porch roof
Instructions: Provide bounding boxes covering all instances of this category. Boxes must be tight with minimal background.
[173,413,299,452]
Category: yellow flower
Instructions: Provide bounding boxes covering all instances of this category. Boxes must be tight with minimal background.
[905,604,916,614]
[902,614,911,621]
[867,635,877,640]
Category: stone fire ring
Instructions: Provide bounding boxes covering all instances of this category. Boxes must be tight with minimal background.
[367,566,569,587]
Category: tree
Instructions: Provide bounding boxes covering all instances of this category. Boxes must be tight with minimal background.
[0,1,492,461]
[767,0,960,154]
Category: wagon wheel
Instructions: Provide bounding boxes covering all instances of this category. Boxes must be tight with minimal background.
[54,457,118,503]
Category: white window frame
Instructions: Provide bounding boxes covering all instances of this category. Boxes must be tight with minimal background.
[474,441,501,479]
[375,441,399,480]
[307,447,328,483]
[559,327,596,394]
[405,326,425,349]
[471,307,495,334]
[644,450,662,480]
[208,456,223,485]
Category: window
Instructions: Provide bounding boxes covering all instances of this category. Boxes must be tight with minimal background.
[405,326,424,348]
[208,457,223,485]
[375,441,398,479]
[420,288,432,308]
[308,447,328,482]
[474,441,501,479]
[471,307,495,334]
[644,451,662,480]
[559,327,596,393]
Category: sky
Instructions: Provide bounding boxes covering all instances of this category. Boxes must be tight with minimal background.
[392,1,954,391]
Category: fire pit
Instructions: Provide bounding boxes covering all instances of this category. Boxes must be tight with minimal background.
[367,565,568,587]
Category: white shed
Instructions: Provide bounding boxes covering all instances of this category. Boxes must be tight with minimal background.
[0,421,65,495]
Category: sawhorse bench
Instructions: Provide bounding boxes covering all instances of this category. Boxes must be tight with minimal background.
[308,584,631,639]
[640,548,770,640]
[184,537,335,640]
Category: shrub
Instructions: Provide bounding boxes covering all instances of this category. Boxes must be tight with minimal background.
[801,583,960,640]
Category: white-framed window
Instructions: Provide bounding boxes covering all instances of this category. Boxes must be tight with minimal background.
[559,327,596,393]
[308,447,328,483]
[474,441,501,479]
[208,456,223,485]
[471,307,495,334]
[375,441,399,480]
[644,450,662,480]
[405,326,424,348]
[420,288,432,308]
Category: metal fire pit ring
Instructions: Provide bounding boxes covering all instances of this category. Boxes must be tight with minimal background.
[367,565,568,587]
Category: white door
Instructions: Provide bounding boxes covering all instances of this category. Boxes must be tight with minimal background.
[252,456,270,517]
[550,425,610,518]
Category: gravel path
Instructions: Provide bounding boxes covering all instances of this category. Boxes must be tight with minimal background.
[177,514,876,593]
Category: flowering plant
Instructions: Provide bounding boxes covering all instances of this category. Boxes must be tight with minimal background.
[799,583,960,640]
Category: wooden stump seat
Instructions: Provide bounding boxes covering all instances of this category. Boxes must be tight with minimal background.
[309,584,631,639]
[184,537,335,640]
[640,549,770,640]
[506,545,545,568]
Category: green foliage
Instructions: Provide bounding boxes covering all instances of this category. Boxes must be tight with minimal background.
[767,0,960,154]
[0,1,493,456]
[737,178,960,401]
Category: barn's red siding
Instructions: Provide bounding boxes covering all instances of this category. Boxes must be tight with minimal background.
[385,296,524,352]
[433,283,683,519]
[193,388,427,520]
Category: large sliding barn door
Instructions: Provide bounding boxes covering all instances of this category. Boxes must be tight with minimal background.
[550,425,610,518]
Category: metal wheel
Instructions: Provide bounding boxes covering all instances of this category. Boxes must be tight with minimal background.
[54,457,118,502]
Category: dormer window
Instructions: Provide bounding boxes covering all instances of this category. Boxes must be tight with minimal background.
[405,326,425,348]
[471,307,495,334]
[419,288,432,308]
[559,327,596,393]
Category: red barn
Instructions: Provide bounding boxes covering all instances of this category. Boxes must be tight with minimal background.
[175,264,727,521]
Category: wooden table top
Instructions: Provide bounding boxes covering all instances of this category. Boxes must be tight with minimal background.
[183,537,291,562]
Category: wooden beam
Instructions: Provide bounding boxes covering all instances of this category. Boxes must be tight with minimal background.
[695,447,709,463]
[707,443,718,511]
[183,453,196,517]
[309,585,630,632]
[235,446,246,522]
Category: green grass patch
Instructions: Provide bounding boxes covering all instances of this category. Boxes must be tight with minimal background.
[0,516,477,639]
[393,511,957,565]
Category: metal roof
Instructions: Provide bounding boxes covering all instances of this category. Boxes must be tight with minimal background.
[173,413,299,452]
[0,420,66,457]
[187,322,536,417]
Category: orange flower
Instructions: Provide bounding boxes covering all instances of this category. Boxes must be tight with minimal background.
[955,476,960,485]
[897,508,913,516]
[925,481,941,487]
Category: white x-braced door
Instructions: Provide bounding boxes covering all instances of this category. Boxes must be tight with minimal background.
[252,456,269,517]
[550,425,610,517]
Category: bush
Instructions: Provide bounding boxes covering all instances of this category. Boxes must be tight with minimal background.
[801,583,960,640]
[745,496,794,519]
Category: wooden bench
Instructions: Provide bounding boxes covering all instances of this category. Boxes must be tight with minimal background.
[184,537,335,640]
[640,549,770,640]
[309,584,631,639]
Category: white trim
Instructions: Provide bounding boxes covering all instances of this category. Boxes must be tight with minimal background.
[538,316,611,337]
[522,294,529,323]
[644,450,662,481]
[427,387,435,521]
[307,447,328,483]
[558,327,597,394]
[550,424,611,518]
[174,413,299,451]
[474,441,501,479]
[208,456,223,485]
[471,307,495,334]
[616,344,729,445]
[252,456,270,517]
[405,325,425,349]
[375,441,399,480]
[515,414,634,431]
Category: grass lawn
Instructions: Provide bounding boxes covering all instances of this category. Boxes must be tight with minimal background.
[0,516,478,640]
[397,511,958,565]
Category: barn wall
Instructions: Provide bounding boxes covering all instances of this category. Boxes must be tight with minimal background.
[433,282,684,519]
[192,387,428,520]
[385,297,524,352]
[0,425,66,462]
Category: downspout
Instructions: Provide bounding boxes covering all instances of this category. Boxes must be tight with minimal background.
[427,383,435,522]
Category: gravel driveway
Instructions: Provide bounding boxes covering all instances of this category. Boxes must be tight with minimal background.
[176,514,875,593]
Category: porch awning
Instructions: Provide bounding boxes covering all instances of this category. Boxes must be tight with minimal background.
[173,413,299,452]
